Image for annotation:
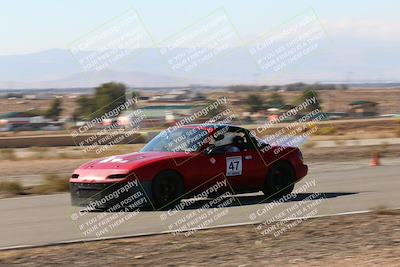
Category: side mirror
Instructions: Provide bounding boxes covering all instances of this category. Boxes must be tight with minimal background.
[204,146,224,156]
[204,146,213,156]
[214,134,224,141]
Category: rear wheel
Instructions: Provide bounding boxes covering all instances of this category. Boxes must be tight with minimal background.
[152,171,184,209]
[262,161,295,199]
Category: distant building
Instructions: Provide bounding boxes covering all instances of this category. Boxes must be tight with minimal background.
[267,104,298,122]
[349,100,378,117]
[23,94,37,100]
[149,89,205,102]
[0,112,41,125]
[326,112,348,120]
[0,111,46,131]
[118,105,195,127]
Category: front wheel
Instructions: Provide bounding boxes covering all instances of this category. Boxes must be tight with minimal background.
[262,161,295,199]
[152,171,184,209]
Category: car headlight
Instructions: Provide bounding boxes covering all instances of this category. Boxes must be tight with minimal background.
[107,174,127,179]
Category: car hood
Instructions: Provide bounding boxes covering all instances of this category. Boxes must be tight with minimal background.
[73,151,190,181]
[79,151,187,170]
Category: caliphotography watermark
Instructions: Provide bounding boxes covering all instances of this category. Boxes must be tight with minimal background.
[248,90,332,166]
[248,178,326,239]
[69,8,153,72]
[248,8,330,74]
[70,178,151,239]
[156,96,238,166]
[70,96,146,155]
[159,8,240,74]
[158,176,240,237]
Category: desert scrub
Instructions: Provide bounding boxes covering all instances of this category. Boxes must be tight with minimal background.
[28,146,49,159]
[334,139,345,146]
[0,149,17,160]
[0,181,24,196]
[373,205,400,215]
[302,140,317,149]
[31,173,70,194]
[57,152,74,159]
[395,127,400,137]
[28,146,48,152]
[315,126,337,135]
[380,141,389,151]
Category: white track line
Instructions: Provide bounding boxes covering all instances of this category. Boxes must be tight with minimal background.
[0,193,68,201]
[1,207,399,251]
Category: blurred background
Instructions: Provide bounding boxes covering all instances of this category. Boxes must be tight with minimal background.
[0,1,400,265]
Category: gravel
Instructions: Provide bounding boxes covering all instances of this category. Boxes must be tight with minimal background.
[1,211,399,266]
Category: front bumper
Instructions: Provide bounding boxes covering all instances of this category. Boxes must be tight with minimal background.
[295,163,308,181]
[70,181,152,210]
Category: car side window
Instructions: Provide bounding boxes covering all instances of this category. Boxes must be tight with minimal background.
[212,131,247,153]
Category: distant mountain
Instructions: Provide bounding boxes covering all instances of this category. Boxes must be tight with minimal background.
[0,69,193,88]
[0,49,77,83]
[0,48,251,88]
[1,43,400,89]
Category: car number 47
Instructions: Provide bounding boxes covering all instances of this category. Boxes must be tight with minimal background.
[226,156,242,176]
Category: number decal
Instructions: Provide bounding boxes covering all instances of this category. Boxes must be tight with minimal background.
[226,156,242,176]
[99,156,128,164]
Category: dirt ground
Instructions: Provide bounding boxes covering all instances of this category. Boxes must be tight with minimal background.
[3,89,400,119]
[302,143,400,162]
[0,158,86,177]
[0,211,399,266]
[188,89,400,115]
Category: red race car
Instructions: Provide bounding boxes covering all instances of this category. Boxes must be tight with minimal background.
[70,124,308,210]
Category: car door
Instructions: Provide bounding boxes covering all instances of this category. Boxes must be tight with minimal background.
[187,128,266,194]
[197,148,265,193]
[237,148,266,191]
[202,136,266,195]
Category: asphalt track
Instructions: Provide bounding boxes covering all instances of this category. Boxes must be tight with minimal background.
[1,159,399,249]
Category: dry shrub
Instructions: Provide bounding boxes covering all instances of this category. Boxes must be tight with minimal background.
[373,206,400,215]
[395,127,400,137]
[0,181,24,196]
[31,174,70,194]
[0,149,17,160]
[315,126,337,135]
[302,140,316,149]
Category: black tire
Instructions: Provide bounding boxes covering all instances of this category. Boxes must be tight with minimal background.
[152,170,184,209]
[262,161,295,199]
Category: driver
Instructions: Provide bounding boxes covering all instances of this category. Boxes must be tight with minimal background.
[213,133,244,153]
[226,135,244,152]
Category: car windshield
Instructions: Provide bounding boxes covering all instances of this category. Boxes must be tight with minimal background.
[140,127,209,153]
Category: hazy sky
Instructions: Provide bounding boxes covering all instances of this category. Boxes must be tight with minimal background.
[1,0,399,55]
